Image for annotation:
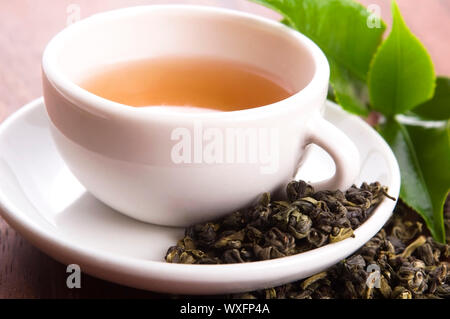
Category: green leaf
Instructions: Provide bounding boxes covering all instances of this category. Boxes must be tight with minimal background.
[368,1,435,116]
[330,61,369,115]
[378,118,449,242]
[412,77,450,120]
[253,0,385,115]
[253,0,386,79]
[280,18,293,27]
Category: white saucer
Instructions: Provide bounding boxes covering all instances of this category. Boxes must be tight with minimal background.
[0,98,400,295]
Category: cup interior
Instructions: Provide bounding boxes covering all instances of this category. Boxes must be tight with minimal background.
[47,6,317,96]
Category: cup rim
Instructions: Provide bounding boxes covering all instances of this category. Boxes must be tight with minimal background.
[42,5,330,120]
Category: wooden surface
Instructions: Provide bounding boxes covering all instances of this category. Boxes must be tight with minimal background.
[0,0,449,299]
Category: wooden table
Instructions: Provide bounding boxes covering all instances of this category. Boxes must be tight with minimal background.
[0,0,449,298]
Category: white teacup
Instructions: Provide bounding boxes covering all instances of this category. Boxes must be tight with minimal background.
[42,5,360,226]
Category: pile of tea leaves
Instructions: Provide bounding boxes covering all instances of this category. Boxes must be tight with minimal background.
[166,180,392,264]
[165,181,450,299]
[230,202,450,299]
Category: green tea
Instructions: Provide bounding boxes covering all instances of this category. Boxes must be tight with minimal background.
[79,57,293,110]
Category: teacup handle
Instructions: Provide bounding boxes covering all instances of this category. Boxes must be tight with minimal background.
[305,116,360,191]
